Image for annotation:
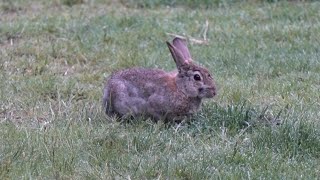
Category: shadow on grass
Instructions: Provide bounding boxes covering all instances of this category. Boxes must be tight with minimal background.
[193,102,320,158]
[97,100,284,134]
[94,100,320,160]
[190,101,283,135]
[253,119,320,158]
[192,101,320,158]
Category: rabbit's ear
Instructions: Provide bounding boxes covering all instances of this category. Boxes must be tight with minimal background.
[172,37,191,61]
[166,41,188,69]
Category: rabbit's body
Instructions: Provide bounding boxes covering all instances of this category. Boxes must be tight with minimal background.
[103,38,216,121]
[104,68,202,120]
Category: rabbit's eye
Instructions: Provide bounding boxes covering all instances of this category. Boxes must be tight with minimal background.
[194,74,201,81]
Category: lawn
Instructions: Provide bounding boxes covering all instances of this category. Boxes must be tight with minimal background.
[1,0,320,179]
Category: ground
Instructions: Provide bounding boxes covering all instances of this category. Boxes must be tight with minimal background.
[0,0,320,179]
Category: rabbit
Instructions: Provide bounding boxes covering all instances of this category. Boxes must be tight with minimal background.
[102,37,216,122]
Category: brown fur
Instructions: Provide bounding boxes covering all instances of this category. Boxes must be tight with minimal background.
[103,37,216,122]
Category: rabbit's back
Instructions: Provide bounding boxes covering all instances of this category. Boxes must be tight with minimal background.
[112,68,167,86]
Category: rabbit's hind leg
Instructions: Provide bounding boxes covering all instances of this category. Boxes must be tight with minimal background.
[103,87,115,116]
[116,97,147,117]
[111,81,147,117]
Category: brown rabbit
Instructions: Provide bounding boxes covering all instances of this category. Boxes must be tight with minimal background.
[103,37,216,122]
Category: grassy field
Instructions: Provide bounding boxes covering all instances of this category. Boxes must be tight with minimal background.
[1,0,320,179]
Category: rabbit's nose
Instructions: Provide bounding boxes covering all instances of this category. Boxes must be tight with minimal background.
[200,87,216,98]
[212,90,217,96]
[209,87,217,97]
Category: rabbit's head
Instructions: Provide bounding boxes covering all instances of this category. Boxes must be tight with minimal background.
[167,38,216,99]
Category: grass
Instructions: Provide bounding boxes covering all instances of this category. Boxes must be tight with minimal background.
[1,0,320,179]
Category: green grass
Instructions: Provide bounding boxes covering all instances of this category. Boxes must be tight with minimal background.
[1,0,320,179]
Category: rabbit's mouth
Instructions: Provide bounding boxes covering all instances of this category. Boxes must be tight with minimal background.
[198,87,216,98]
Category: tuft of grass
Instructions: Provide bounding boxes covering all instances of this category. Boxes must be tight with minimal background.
[119,0,318,8]
[253,118,320,158]
[62,0,84,6]
[0,0,22,13]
